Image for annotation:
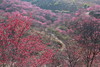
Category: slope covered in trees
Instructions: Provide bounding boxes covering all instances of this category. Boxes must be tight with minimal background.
[0,0,100,67]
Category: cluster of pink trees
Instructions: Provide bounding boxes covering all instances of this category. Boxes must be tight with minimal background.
[67,5,100,67]
[0,0,71,29]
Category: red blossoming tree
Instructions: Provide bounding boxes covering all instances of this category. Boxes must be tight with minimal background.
[0,12,54,67]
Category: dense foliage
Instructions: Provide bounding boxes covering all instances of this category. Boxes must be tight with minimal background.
[0,0,100,67]
[22,0,100,12]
